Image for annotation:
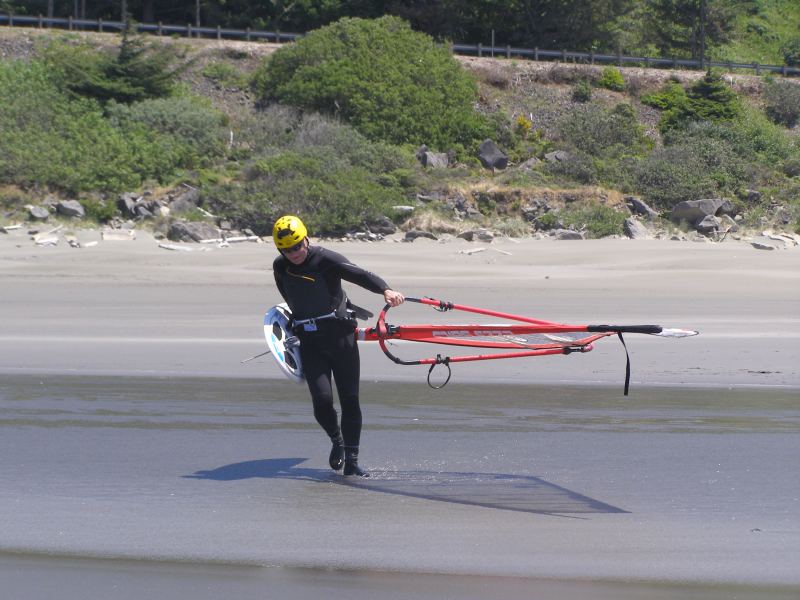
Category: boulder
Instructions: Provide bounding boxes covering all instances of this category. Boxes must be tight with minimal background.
[117,193,140,217]
[419,151,449,169]
[624,196,659,221]
[623,217,651,239]
[518,157,541,170]
[169,188,201,214]
[477,139,508,170]
[167,221,220,242]
[553,229,584,240]
[27,205,50,221]
[56,200,85,218]
[403,229,437,242]
[670,198,729,225]
[544,150,570,163]
[457,229,494,242]
[366,216,397,235]
[695,215,721,235]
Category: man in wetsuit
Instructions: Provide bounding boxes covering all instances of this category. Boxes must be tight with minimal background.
[272,215,404,477]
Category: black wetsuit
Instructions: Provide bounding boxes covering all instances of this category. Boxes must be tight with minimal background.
[273,246,389,449]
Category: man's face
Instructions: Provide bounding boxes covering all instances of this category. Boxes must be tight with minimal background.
[282,239,308,265]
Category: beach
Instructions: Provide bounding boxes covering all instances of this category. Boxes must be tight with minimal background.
[1,230,799,598]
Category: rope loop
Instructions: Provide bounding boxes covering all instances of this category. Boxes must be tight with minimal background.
[426,355,452,389]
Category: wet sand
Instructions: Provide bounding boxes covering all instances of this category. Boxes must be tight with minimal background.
[0,230,798,596]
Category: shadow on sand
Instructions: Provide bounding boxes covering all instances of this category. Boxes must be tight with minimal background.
[185,457,627,517]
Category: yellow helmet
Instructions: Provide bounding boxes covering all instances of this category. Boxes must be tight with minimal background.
[272,215,308,249]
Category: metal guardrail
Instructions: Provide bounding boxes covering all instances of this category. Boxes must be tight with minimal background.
[1,13,798,77]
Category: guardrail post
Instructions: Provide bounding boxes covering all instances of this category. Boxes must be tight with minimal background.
[781,65,787,76]
[8,12,12,26]
[589,51,594,65]
[217,25,221,40]
[506,44,511,59]
[561,49,566,62]
[68,16,73,30]
[157,21,162,35]
[477,43,483,57]
[98,18,103,32]
[245,27,251,41]
[534,47,538,61]
[617,51,622,66]
[186,23,191,37]
[754,63,759,75]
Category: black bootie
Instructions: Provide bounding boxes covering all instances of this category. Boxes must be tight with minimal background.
[329,433,345,471]
[343,446,369,477]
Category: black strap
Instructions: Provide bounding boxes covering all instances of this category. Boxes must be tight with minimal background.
[427,355,452,389]
[617,332,631,396]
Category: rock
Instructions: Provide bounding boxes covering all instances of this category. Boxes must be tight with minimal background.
[544,150,570,163]
[623,217,651,239]
[751,241,775,251]
[403,229,437,242]
[477,139,508,170]
[719,214,739,232]
[392,205,415,215]
[457,229,494,242]
[366,216,396,235]
[117,193,140,217]
[695,215,721,235]
[553,229,584,240]
[518,157,541,170]
[746,189,761,203]
[56,200,85,218]
[624,196,659,221]
[167,221,220,242]
[27,205,50,221]
[419,151,449,169]
[670,198,729,226]
[169,188,201,213]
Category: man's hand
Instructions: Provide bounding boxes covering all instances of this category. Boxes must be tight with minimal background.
[383,289,405,307]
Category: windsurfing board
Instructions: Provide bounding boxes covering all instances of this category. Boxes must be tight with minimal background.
[264,303,304,383]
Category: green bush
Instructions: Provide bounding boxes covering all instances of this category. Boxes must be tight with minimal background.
[41,31,189,105]
[253,16,492,149]
[561,203,625,238]
[572,79,592,102]
[557,103,651,159]
[0,59,220,194]
[634,144,720,207]
[597,66,625,92]
[106,96,227,168]
[643,72,741,133]
[204,147,410,236]
[763,79,800,127]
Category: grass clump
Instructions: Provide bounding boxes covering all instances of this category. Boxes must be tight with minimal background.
[561,202,625,238]
[762,78,800,128]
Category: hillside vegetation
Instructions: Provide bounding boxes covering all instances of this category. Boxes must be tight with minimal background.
[0,18,798,239]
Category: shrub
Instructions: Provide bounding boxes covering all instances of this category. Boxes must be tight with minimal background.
[634,145,719,208]
[561,203,625,238]
[643,72,741,133]
[782,37,800,66]
[556,103,651,159]
[0,59,219,193]
[597,66,625,92]
[572,79,592,103]
[253,16,492,149]
[41,31,189,105]
[106,96,227,167]
[204,147,411,236]
[763,79,800,127]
